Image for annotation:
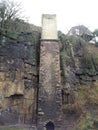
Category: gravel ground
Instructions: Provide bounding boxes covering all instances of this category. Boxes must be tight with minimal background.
[0,125,37,130]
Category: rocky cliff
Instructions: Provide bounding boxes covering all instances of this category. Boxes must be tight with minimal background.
[0,29,98,130]
[0,31,40,125]
[60,34,98,130]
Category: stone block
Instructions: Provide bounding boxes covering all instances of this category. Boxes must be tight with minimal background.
[41,14,58,40]
[0,72,5,81]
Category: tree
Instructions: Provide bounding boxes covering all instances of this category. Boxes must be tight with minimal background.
[0,0,23,28]
[0,0,27,43]
[93,29,98,36]
[93,29,98,46]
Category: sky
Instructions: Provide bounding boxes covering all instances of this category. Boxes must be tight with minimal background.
[15,0,98,34]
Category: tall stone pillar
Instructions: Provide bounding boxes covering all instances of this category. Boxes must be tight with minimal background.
[37,14,62,130]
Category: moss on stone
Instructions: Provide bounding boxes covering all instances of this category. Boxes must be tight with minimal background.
[75,113,94,130]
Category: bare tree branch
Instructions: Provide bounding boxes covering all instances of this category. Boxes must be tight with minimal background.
[0,0,24,28]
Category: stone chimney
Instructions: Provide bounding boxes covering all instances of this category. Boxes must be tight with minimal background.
[37,14,62,130]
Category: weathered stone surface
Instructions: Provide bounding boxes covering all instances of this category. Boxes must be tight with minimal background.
[0,42,37,125]
[38,14,62,130]
[60,35,98,130]
[41,14,58,40]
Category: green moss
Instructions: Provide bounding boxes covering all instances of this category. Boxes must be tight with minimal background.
[75,113,98,130]
[78,85,98,106]
[94,119,98,129]
[0,27,19,41]
[75,114,94,130]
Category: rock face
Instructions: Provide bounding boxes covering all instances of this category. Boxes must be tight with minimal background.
[0,18,98,130]
[0,32,40,125]
[60,35,98,130]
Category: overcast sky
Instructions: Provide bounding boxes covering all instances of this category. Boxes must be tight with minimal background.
[15,0,98,33]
